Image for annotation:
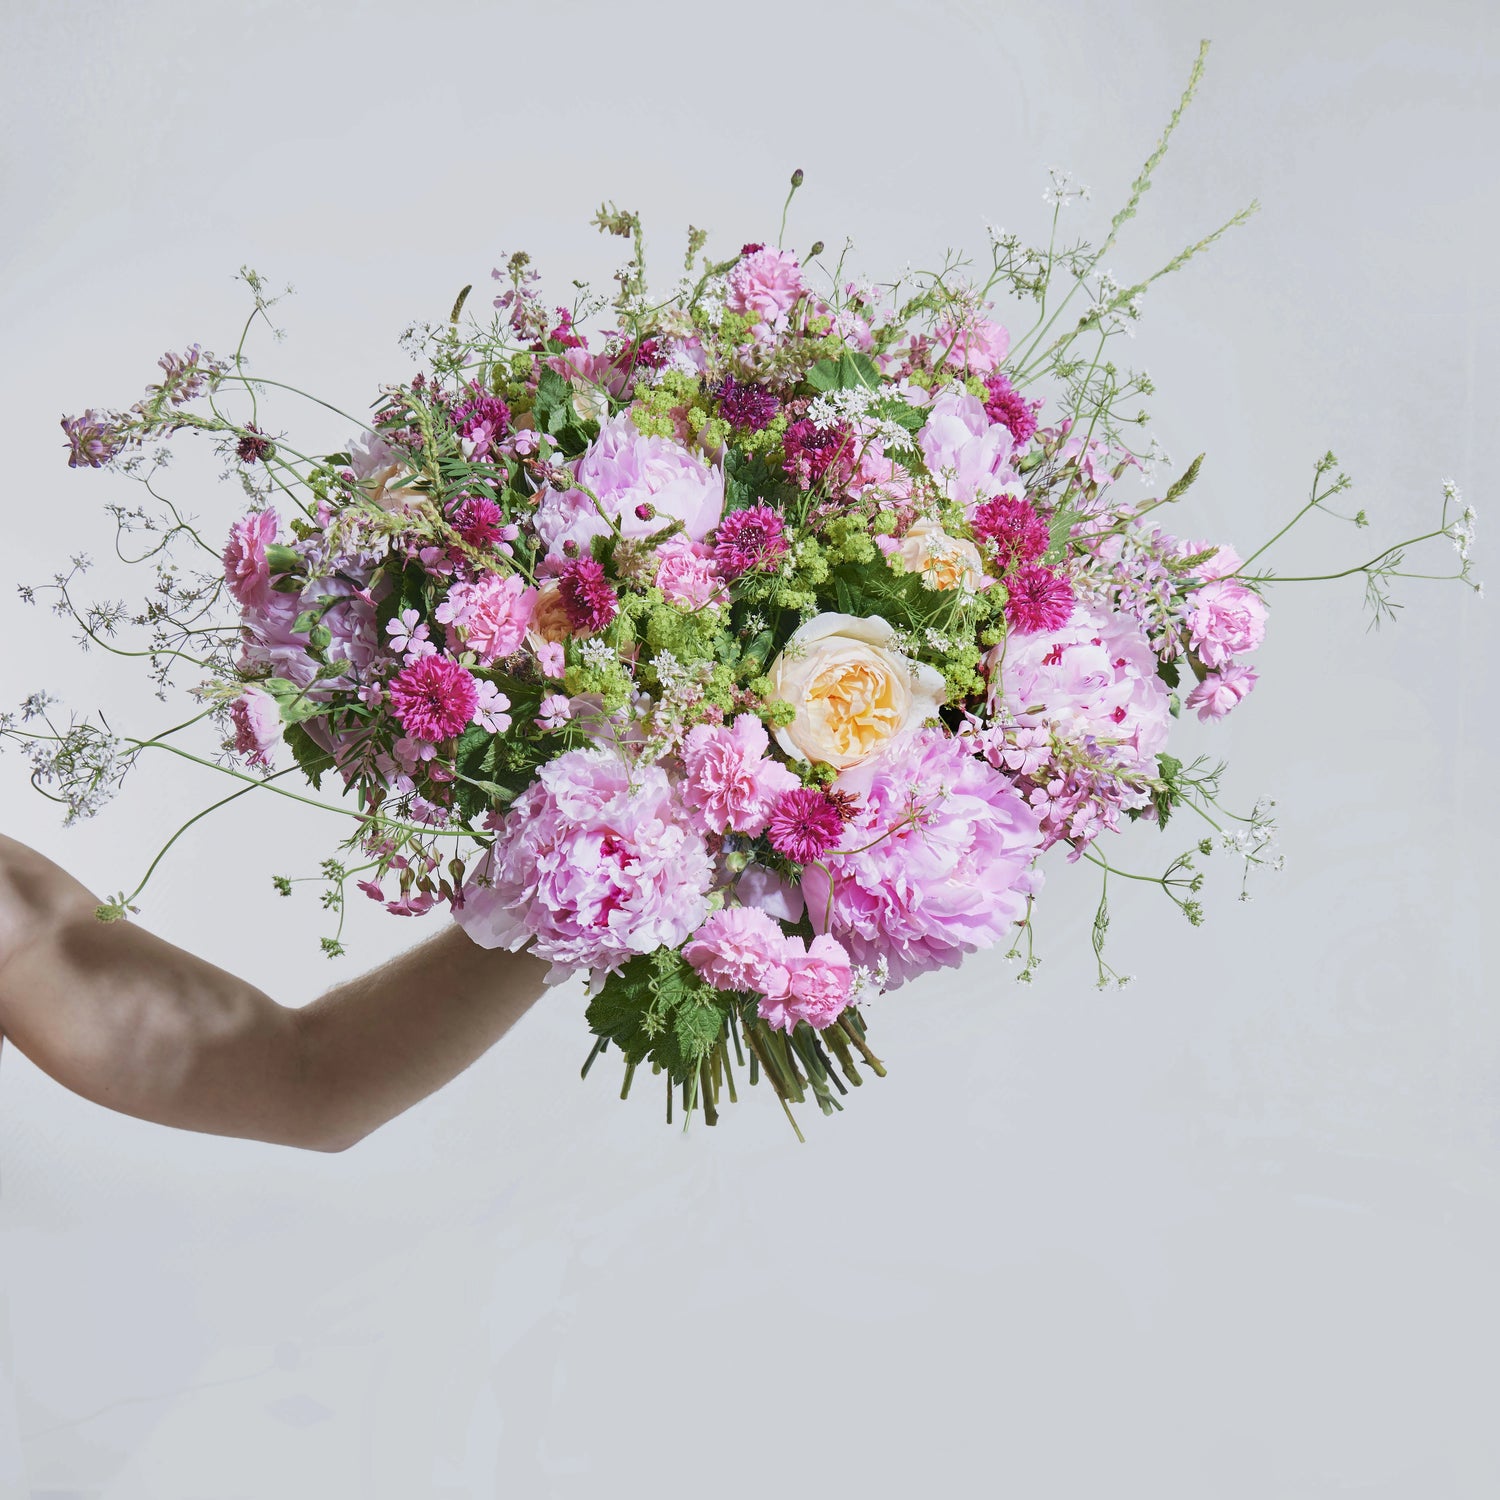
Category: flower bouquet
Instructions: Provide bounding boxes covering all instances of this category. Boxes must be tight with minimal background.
[6,45,1477,1134]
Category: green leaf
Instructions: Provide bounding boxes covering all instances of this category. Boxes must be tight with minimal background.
[284,722,336,789]
[803,351,881,394]
[585,949,732,1081]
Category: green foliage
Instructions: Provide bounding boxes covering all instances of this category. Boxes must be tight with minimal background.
[802,351,881,394]
[723,447,795,517]
[283,722,336,789]
[826,556,954,631]
[531,367,594,456]
[585,949,733,1080]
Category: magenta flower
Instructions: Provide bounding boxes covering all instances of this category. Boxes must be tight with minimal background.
[679,714,800,836]
[713,505,790,577]
[715,377,780,432]
[387,655,479,742]
[766,787,846,865]
[970,495,1050,572]
[451,496,507,550]
[1005,564,1075,635]
[557,557,619,634]
[981,372,1040,445]
[781,419,855,491]
[223,508,280,610]
[654,538,726,608]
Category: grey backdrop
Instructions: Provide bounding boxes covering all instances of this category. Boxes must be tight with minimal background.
[1,1,1496,1496]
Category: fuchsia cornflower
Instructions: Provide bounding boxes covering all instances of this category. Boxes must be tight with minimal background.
[713,505,790,577]
[970,495,1051,572]
[766,787,848,865]
[1005,565,1076,635]
[981,372,1040,446]
[715,376,780,432]
[450,495,508,550]
[781,418,855,490]
[451,386,511,458]
[387,655,479,742]
[556,557,619,634]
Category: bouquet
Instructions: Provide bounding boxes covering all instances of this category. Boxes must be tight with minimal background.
[5,47,1477,1134]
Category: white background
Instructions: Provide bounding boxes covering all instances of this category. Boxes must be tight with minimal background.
[1,1,1496,1496]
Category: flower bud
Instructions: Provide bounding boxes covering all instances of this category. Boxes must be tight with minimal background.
[808,241,824,258]
[790,168,804,188]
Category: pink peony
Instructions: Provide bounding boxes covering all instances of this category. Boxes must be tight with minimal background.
[1005,565,1076,635]
[679,714,800,836]
[223,508,280,610]
[387,655,479,742]
[534,414,724,560]
[455,749,714,976]
[801,728,1044,988]
[229,685,280,768]
[986,604,1171,768]
[933,314,1010,374]
[1186,662,1258,720]
[725,246,806,332]
[917,386,1015,506]
[654,537,726,608]
[684,906,795,1000]
[436,572,535,663]
[1185,578,1268,667]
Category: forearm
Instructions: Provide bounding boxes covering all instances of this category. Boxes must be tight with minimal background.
[0,834,551,1150]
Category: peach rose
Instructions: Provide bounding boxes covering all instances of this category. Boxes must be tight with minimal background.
[767,612,945,769]
[894,518,988,593]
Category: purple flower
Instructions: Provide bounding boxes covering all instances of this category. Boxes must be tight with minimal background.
[781,418,855,491]
[712,505,790,578]
[715,377,780,432]
[61,410,125,469]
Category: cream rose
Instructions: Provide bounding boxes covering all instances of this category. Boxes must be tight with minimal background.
[767,612,946,769]
[894,518,988,593]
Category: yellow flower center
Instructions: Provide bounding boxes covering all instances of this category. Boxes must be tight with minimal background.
[805,653,906,761]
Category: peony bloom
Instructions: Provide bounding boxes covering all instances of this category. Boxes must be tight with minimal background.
[654,537,726,608]
[917,386,1015,506]
[229,685,280,768]
[986,604,1171,769]
[725,246,806,333]
[223,508,280,610]
[1005,564,1076,635]
[767,612,945,770]
[1185,578,1268,667]
[1186,662,1258,720]
[679,714,800,836]
[893,517,988,593]
[387,655,480,742]
[455,749,714,977]
[933,314,1010,374]
[435,572,535,663]
[766,787,847,864]
[713,504,790,577]
[684,906,795,1001]
[533,414,724,560]
[801,728,1043,988]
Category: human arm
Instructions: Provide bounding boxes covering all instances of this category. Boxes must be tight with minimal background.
[0,832,550,1151]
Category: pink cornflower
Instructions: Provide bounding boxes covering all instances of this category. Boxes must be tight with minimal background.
[781,419,855,491]
[451,496,508,551]
[970,495,1050,572]
[981,373,1040,446]
[713,505,790,577]
[1005,565,1075,635]
[556,557,618,634]
[387,655,479,742]
[766,787,847,865]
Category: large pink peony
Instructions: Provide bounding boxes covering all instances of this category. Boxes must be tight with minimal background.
[801,729,1044,988]
[678,714,800,836]
[1185,578,1268,668]
[986,605,1171,769]
[455,748,714,977]
[916,387,1016,506]
[223,508,280,610]
[533,414,724,560]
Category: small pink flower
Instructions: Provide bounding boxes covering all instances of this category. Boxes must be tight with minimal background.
[472,679,512,733]
[535,639,566,679]
[725,246,806,332]
[1005,565,1075,635]
[1186,662,1258,720]
[655,538,727,608]
[387,655,479,742]
[537,693,572,730]
[385,609,434,659]
[683,906,795,1000]
[229,685,280,768]
[766,787,846,864]
[223,508,280,610]
[679,714,800,836]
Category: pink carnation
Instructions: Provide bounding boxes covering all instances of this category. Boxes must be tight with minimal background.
[436,572,535,663]
[455,749,714,976]
[783,935,853,1030]
[534,413,724,560]
[684,906,794,1000]
[1185,578,1268,667]
[387,655,480,742]
[654,538,726,608]
[229,685,280,768]
[1186,662,1258,720]
[801,729,1044,988]
[679,714,800,836]
[1178,538,1245,581]
[917,386,1015,505]
[223,508,280,610]
[1005,565,1075,635]
[725,246,806,332]
[933,314,1009,374]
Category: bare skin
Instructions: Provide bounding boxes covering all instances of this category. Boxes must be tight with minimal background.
[0,832,551,1151]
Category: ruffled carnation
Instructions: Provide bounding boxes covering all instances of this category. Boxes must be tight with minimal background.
[971,494,1050,572]
[534,413,724,560]
[684,906,795,1000]
[229,686,280,768]
[556,557,619,635]
[713,505,790,577]
[1185,578,1268,667]
[436,572,535,663]
[679,714,800,836]
[725,246,806,332]
[801,729,1043,988]
[654,538,726,608]
[387,655,480,742]
[781,935,853,1031]
[1186,662,1258,720]
[223,508,280,610]
[1005,564,1075,635]
[455,749,714,976]
[766,787,848,864]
